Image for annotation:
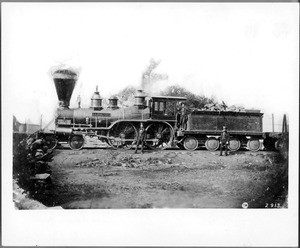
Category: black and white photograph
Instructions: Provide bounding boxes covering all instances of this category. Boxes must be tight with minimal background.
[2,2,298,246]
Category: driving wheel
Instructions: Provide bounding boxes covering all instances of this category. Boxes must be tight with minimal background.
[145,122,174,150]
[107,122,137,149]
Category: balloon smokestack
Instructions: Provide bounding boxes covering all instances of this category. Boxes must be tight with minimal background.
[52,69,78,109]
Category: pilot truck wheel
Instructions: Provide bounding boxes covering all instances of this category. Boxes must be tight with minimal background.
[69,135,85,150]
[44,135,58,150]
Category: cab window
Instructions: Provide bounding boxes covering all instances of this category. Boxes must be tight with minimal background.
[153,100,177,116]
[154,101,164,113]
[154,102,159,111]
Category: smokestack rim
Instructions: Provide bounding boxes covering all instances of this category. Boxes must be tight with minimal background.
[52,69,78,80]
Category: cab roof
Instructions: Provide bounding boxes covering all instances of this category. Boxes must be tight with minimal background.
[150,96,187,101]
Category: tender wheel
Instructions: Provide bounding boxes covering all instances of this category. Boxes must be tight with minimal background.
[69,135,85,150]
[145,122,173,150]
[247,139,261,152]
[183,136,198,151]
[228,138,241,151]
[205,137,220,151]
[44,135,58,150]
[107,122,137,149]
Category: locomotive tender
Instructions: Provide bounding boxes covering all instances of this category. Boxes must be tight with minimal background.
[43,69,264,152]
[179,110,263,151]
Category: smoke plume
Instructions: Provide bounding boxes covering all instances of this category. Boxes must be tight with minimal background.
[141,58,168,94]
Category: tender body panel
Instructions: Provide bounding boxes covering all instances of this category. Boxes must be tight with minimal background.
[188,111,263,134]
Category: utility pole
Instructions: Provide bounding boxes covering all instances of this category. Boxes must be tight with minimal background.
[25,118,27,133]
[272,114,274,132]
[40,114,43,130]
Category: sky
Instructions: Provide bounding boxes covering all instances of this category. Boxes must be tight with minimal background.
[2,3,299,131]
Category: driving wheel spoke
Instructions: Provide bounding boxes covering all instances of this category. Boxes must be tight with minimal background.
[145,122,173,150]
[107,122,137,150]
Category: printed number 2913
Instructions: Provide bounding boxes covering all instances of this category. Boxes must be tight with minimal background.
[265,203,281,208]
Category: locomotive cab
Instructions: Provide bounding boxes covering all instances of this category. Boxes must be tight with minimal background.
[150,96,187,120]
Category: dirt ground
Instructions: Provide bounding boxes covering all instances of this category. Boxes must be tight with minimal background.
[35,137,287,209]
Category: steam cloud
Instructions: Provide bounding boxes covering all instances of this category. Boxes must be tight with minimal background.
[141,58,168,94]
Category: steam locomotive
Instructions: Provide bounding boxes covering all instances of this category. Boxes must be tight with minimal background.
[41,69,280,152]
[42,69,186,150]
